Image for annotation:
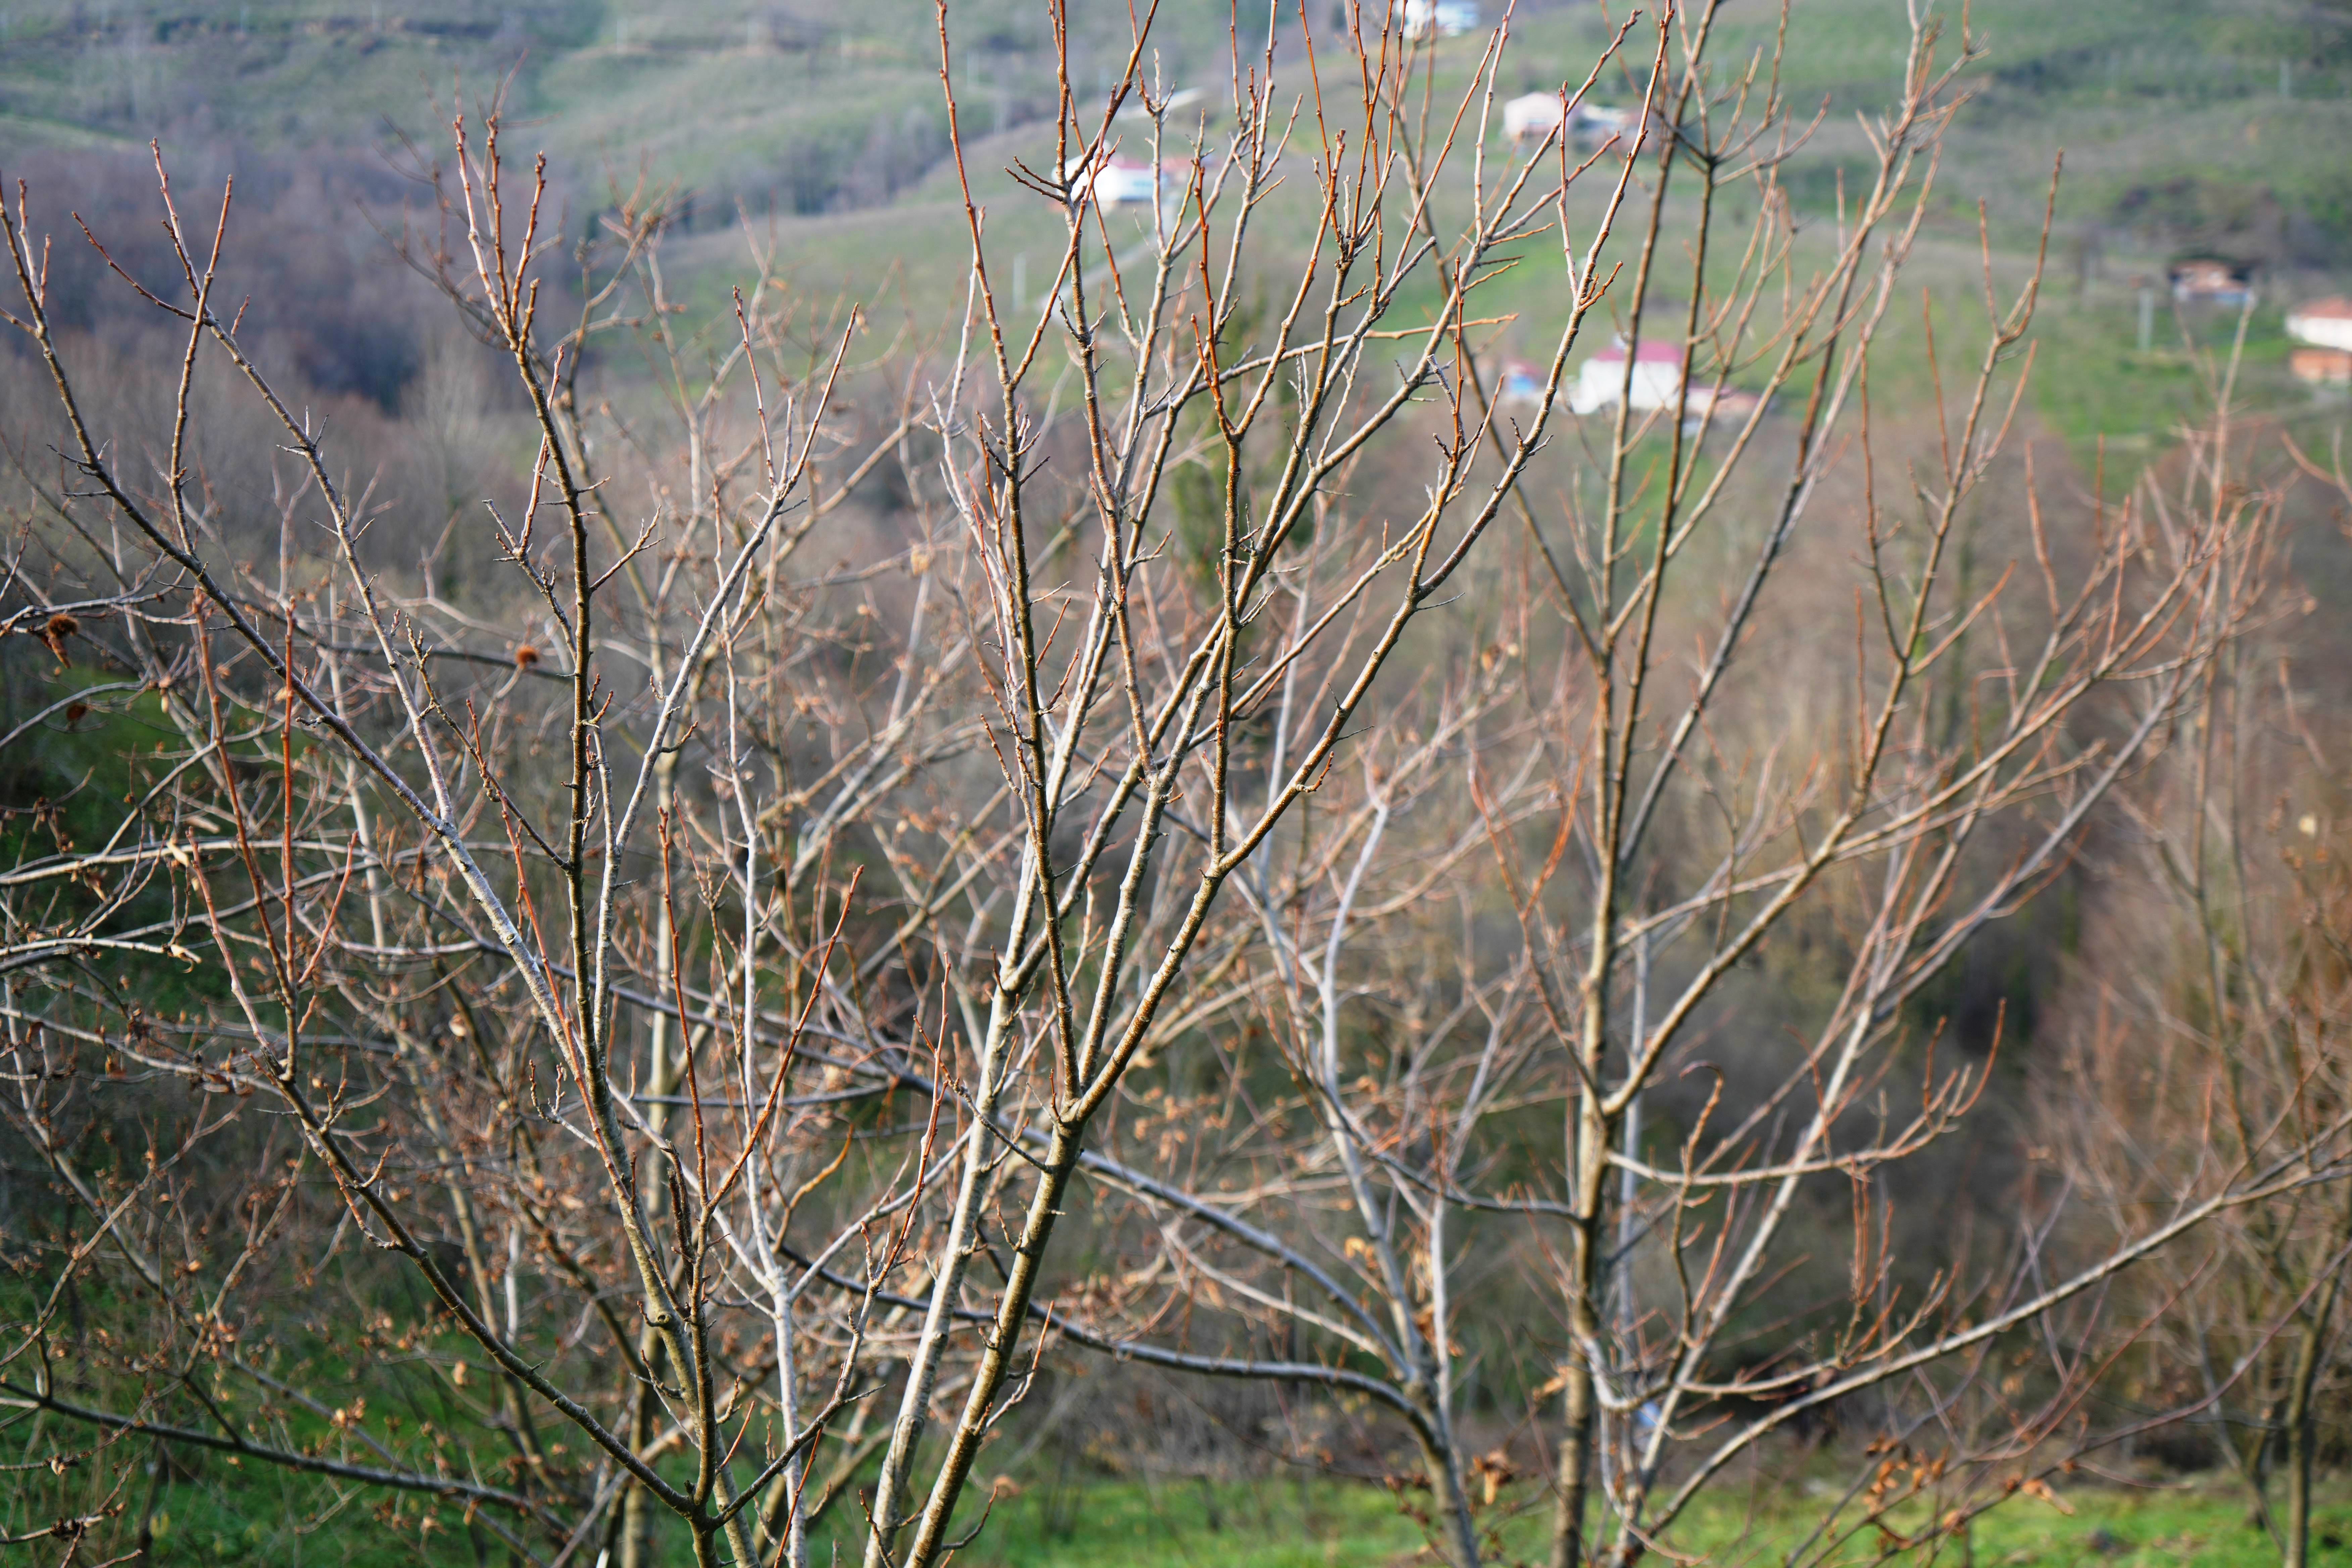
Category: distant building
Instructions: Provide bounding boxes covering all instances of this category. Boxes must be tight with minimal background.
[2167,257,2255,306]
[1563,340,1761,427]
[2286,297,2352,352]
[1501,94,1649,154]
[1403,0,1480,39]
[1568,339,1684,415]
[2290,347,2352,387]
[1090,160,1160,207]
[1495,359,1548,405]
[1061,154,1197,213]
[1503,92,1565,144]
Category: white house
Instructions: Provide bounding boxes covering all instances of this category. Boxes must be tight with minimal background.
[1060,154,1197,214]
[1502,92,1565,144]
[1567,339,1684,415]
[1090,160,1161,207]
[2168,258,2254,306]
[1501,95,1643,152]
[2287,297,2352,352]
[1403,0,1480,40]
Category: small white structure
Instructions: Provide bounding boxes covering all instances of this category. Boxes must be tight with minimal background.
[1504,98,1647,152]
[1502,92,1565,144]
[2168,258,2254,306]
[1567,339,1684,415]
[1091,160,1161,206]
[1404,0,1480,40]
[2287,297,2352,352]
[1061,154,1197,214]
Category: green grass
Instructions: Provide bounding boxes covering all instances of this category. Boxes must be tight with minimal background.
[41,1455,2351,1566]
[856,1473,1434,1568]
[838,1467,2352,1568]
[1928,1485,2352,1568]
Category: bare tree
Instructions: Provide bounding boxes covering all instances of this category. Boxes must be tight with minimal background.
[2046,417,2352,1568]
[1023,10,2337,1568]
[0,3,2332,1567]
[3,0,1639,1558]
[2,121,944,1566]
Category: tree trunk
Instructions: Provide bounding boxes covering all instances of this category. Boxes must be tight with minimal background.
[1411,1391,1484,1568]
[1549,1355,1599,1568]
[1550,1074,1612,1568]
[2281,1222,2346,1568]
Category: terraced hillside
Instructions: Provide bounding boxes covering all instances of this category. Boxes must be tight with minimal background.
[3,0,2347,453]
[0,0,1250,213]
[3,0,2347,259]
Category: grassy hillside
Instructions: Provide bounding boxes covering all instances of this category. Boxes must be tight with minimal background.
[5,0,2348,255]
[0,0,1247,210]
[3,0,2344,464]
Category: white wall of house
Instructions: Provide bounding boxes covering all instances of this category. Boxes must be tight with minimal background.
[1404,0,1480,39]
[2287,306,2352,352]
[1503,92,1564,142]
[1568,352,1681,415]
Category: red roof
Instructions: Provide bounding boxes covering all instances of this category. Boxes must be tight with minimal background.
[2291,296,2352,321]
[1591,339,1684,365]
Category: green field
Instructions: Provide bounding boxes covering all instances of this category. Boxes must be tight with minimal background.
[940,1474,2352,1568]
[104,1462,2352,1565]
